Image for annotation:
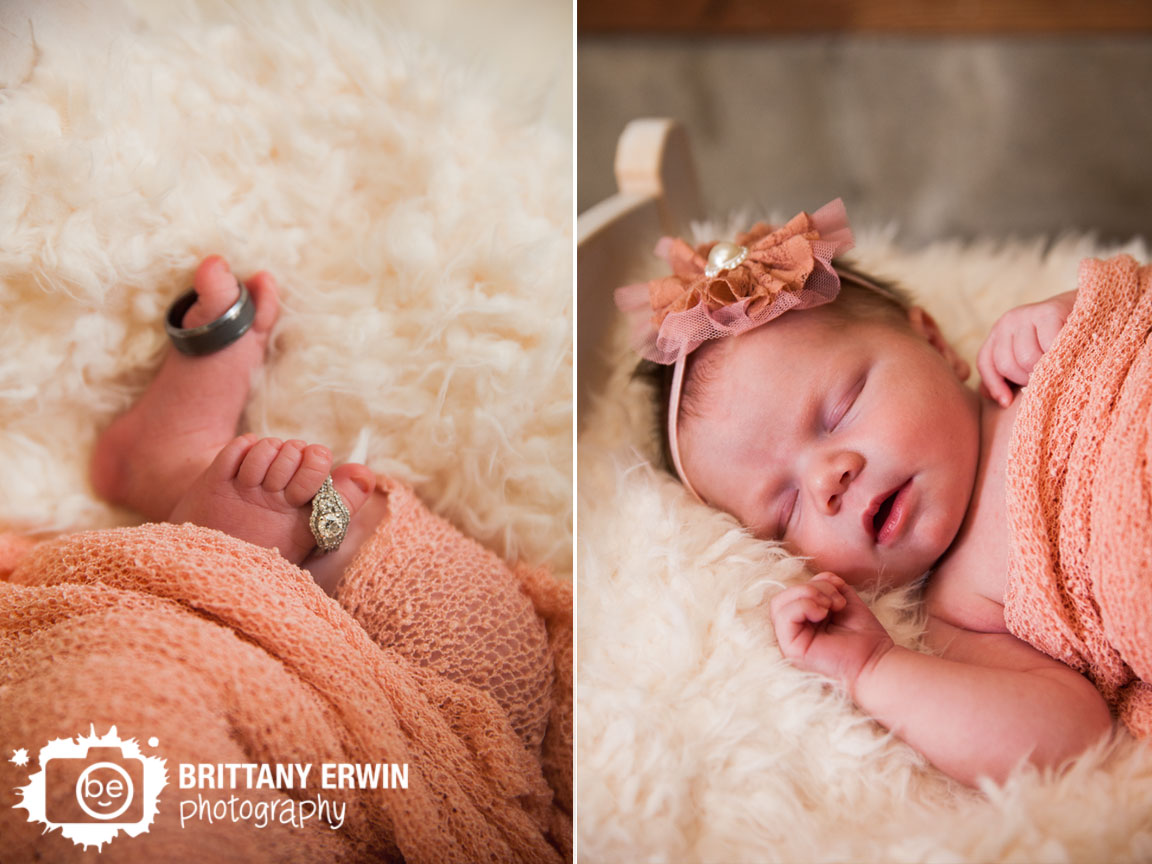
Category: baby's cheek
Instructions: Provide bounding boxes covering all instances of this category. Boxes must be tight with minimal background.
[915,504,962,564]
[803,542,869,585]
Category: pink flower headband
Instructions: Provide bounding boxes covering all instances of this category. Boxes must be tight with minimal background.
[613,197,857,500]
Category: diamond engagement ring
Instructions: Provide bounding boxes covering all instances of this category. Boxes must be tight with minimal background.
[310,475,350,553]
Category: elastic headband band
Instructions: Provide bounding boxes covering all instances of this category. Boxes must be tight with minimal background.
[666,350,700,500]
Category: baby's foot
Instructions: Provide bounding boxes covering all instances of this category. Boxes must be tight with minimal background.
[91,256,279,520]
[169,436,377,565]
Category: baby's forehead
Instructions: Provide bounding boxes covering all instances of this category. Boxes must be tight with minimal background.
[708,312,878,401]
[723,307,858,367]
[682,305,891,424]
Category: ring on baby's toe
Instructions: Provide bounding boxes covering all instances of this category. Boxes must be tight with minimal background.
[165,284,255,356]
[310,475,350,553]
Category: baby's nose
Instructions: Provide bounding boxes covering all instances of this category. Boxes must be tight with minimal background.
[811,451,864,515]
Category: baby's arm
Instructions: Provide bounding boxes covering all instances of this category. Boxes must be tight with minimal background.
[855,619,1111,785]
[771,573,1111,786]
[976,290,1077,406]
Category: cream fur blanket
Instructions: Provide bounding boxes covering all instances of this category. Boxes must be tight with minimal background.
[578,226,1152,862]
[0,0,572,584]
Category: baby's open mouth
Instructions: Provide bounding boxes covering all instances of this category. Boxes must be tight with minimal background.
[866,480,912,543]
[874,490,898,533]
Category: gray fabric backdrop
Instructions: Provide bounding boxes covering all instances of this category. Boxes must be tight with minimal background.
[579,37,1152,245]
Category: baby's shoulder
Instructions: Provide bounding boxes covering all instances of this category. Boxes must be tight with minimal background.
[923,560,1009,635]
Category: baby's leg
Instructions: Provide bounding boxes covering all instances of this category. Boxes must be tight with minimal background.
[334,480,553,751]
[90,257,279,521]
[169,435,376,566]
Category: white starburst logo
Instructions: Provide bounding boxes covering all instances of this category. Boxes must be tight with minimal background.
[12,726,167,851]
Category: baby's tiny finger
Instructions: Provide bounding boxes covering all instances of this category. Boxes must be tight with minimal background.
[807,576,846,609]
[977,342,1012,407]
[994,335,1029,386]
[1036,315,1065,354]
[1012,331,1043,375]
[813,571,847,588]
[770,584,815,617]
[779,591,828,622]
[805,590,832,611]
[773,596,826,647]
[797,597,832,624]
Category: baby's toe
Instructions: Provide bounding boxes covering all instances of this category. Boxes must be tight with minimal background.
[204,434,261,482]
[263,439,308,493]
[283,444,334,508]
[236,437,284,488]
[243,270,280,336]
[184,256,241,329]
[331,463,376,516]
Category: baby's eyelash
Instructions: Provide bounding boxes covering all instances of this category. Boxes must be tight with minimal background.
[828,374,867,429]
[776,488,798,539]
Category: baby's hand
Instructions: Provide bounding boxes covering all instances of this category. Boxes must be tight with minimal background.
[769,572,894,695]
[976,290,1077,407]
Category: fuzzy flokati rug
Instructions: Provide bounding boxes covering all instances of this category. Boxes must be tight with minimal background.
[0,0,571,579]
[578,224,1152,862]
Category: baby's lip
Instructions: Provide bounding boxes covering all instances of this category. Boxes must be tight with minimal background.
[863,480,910,543]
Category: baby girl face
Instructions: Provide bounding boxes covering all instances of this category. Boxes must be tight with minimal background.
[676,304,981,590]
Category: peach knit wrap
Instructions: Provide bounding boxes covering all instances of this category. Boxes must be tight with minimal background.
[1005,254,1152,736]
[0,477,571,862]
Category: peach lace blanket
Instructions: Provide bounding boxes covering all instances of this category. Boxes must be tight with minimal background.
[0,479,571,862]
[1005,254,1152,736]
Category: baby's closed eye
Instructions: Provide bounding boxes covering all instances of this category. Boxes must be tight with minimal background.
[826,373,867,431]
[774,488,799,540]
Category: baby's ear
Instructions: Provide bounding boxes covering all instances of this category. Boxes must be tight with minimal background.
[906,306,970,381]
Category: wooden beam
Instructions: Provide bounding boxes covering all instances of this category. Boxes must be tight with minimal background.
[579,0,1152,34]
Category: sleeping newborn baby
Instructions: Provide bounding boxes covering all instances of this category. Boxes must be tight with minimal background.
[617,199,1150,786]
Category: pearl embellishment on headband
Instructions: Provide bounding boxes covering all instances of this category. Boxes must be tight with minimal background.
[704,241,749,278]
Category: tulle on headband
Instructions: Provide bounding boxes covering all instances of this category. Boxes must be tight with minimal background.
[613,198,857,501]
[614,198,856,366]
